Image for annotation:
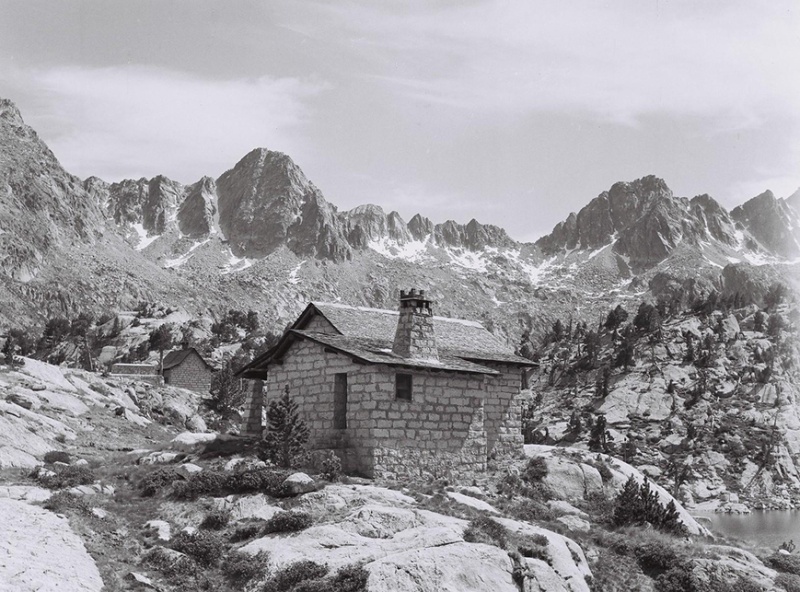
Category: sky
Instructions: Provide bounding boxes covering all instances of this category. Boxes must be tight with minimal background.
[1,0,799,242]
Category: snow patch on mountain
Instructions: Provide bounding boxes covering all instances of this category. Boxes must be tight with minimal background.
[289,261,305,285]
[132,223,160,251]
[164,239,209,268]
[221,250,256,275]
[368,236,431,262]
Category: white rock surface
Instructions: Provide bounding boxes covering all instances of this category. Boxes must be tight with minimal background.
[176,463,203,479]
[212,494,283,521]
[0,498,103,591]
[144,519,171,541]
[282,472,316,495]
[0,485,52,503]
[368,542,518,592]
[170,431,217,452]
[556,515,591,532]
[446,491,499,513]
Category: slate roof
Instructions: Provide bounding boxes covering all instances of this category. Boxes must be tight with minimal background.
[162,348,214,371]
[292,330,500,375]
[240,300,534,378]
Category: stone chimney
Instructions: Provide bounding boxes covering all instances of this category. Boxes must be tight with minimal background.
[392,289,438,360]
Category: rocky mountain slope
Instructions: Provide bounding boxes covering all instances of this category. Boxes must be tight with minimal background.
[1,96,798,348]
[524,293,800,513]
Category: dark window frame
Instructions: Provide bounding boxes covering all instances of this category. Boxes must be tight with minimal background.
[333,372,348,429]
[395,373,413,402]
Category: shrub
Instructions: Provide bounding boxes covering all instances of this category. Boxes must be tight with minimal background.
[172,467,290,500]
[634,538,686,576]
[776,573,800,592]
[37,465,96,490]
[522,456,548,483]
[463,516,508,549]
[263,511,314,535]
[767,553,800,576]
[142,546,197,578]
[230,522,264,542]
[139,467,180,497]
[43,451,71,465]
[321,451,343,482]
[170,531,225,567]
[262,560,330,592]
[655,564,702,592]
[42,491,90,514]
[329,564,370,592]
[221,550,269,586]
[200,509,231,530]
[504,498,556,523]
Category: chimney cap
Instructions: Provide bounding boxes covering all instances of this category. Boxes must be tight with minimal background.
[400,288,429,300]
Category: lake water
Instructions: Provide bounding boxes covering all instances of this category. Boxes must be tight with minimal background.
[698,510,800,550]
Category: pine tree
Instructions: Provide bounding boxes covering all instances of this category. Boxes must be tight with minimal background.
[208,358,244,419]
[261,386,310,468]
[612,475,642,526]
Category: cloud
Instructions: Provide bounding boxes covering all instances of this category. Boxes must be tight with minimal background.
[4,64,325,182]
[305,0,800,129]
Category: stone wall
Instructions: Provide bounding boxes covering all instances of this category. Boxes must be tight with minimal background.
[265,338,493,479]
[163,352,214,394]
[482,364,525,459]
[111,363,157,376]
[242,379,264,437]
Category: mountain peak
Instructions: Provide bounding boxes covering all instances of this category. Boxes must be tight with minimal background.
[0,98,24,126]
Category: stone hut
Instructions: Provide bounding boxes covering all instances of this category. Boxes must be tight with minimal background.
[161,348,215,394]
[240,290,535,479]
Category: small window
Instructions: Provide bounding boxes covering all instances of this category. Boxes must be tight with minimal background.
[334,373,347,429]
[396,373,412,401]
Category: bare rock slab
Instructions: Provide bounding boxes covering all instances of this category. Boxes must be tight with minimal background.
[0,498,103,591]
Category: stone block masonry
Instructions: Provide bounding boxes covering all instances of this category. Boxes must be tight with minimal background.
[163,352,214,394]
[263,338,520,479]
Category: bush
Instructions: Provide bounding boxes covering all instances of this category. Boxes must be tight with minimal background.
[655,564,702,592]
[776,573,800,592]
[42,491,90,514]
[262,560,330,592]
[321,451,343,482]
[522,456,548,483]
[200,509,231,530]
[141,546,196,578]
[37,465,95,489]
[262,511,314,535]
[43,451,71,465]
[172,467,289,500]
[230,522,264,542]
[767,553,800,576]
[329,564,370,592]
[463,516,508,549]
[139,467,180,497]
[221,550,269,586]
[170,531,225,567]
[633,538,687,576]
